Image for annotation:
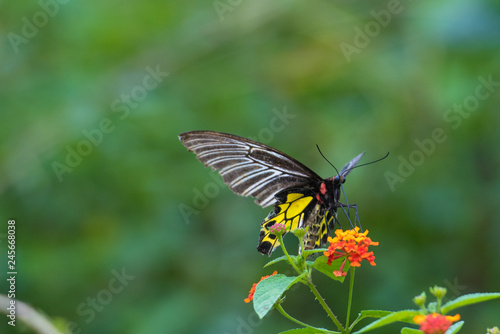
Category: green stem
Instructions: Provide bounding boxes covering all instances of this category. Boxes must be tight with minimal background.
[348,314,365,332]
[307,280,345,333]
[276,304,339,333]
[278,234,302,275]
[345,267,355,328]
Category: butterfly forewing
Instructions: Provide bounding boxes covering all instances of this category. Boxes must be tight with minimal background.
[179,131,322,207]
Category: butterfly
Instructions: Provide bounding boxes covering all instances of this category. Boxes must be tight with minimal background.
[179,130,364,256]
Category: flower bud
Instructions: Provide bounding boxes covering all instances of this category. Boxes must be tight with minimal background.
[413,292,427,307]
[429,286,447,299]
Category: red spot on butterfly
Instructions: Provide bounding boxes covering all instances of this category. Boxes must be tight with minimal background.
[320,182,327,195]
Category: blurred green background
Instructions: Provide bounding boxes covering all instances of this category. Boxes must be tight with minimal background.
[1,0,500,333]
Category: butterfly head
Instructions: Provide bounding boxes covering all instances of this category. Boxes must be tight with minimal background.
[320,175,344,202]
[322,153,365,206]
[333,174,346,186]
[327,153,364,191]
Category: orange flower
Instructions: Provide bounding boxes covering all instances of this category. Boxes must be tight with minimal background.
[413,313,460,334]
[323,227,379,276]
[244,271,278,303]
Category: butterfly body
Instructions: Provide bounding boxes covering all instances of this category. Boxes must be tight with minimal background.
[257,176,344,255]
[179,130,363,256]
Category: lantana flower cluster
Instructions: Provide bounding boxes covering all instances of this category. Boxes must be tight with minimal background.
[413,313,461,334]
[324,227,379,276]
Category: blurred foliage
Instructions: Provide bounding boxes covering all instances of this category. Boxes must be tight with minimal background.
[1,0,500,333]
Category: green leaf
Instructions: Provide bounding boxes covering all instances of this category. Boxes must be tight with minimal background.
[279,327,332,334]
[302,248,328,257]
[353,310,420,333]
[253,274,303,319]
[359,310,393,319]
[351,310,393,330]
[312,256,349,282]
[351,310,393,327]
[445,321,464,334]
[441,292,500,314]
[264,255,289,268]
[401,328,422,334]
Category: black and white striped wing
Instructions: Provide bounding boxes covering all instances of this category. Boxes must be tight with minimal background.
[179,131,322,208]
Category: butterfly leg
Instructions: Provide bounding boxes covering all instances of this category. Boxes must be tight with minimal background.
[339,183,356,225]
[338,203,361,230]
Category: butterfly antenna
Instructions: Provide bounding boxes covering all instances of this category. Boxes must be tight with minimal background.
[349,152,390,171]
[316,144,340,176]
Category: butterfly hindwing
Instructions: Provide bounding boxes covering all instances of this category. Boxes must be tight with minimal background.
[257,188,336,256]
